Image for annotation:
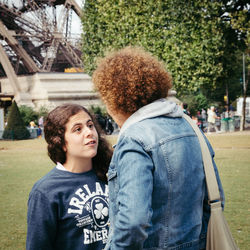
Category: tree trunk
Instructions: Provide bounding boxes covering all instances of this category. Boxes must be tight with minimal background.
[240,53,249,131]
[240,94,246,131]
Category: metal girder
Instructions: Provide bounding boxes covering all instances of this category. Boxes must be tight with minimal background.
[0,20,40,73]
[68,0,82,17]
[0,43,20,94]
[0,0,83,76]
[0,2,46,35]
[41,0,82,71]
[61,39,82,67]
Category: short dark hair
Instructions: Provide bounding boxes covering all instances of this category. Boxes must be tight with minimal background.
[44,104,112,182]
[183,103,188,109]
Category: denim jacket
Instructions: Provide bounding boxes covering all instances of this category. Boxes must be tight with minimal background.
[105,99,224,250]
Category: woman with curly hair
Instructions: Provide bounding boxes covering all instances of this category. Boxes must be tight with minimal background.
[26,104,112,250]
[92,47,224,250]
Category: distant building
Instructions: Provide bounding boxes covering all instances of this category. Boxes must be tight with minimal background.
[236,97,250,117]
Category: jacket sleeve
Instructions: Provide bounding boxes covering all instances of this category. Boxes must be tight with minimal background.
[26,189,57,250]
[110,136,154,250]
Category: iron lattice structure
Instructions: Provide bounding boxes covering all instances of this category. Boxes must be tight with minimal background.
[0,0,83,77]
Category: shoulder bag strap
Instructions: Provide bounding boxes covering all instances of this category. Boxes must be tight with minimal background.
[182,114,221,202]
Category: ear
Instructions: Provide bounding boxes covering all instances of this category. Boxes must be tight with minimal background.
[63,144,67,152]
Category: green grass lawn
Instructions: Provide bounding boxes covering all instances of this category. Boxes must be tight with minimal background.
[0,132,249,249]
[206,132,250,249]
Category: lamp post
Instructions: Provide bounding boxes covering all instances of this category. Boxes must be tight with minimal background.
[240,53,246,131]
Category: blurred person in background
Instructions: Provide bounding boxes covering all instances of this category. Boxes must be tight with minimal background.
[207,106,220,133]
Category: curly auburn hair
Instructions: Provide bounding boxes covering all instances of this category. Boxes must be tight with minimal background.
[44,104,112,182]
[92,46,172,115]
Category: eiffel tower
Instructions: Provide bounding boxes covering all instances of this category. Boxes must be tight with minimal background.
[0,0,84,107]
[0,0,83,75]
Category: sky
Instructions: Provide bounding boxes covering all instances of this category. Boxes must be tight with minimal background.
[66,0,83,36]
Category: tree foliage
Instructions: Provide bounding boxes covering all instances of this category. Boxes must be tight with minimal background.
[182,93,209,116]
[19,105,38,126]
[19,105,48,126]
[228,3,249,130]
[82,0,248,103]
[3,101,30,140]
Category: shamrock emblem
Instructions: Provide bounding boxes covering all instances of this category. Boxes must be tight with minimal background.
[91,196,109,227]
[94,203,108,220]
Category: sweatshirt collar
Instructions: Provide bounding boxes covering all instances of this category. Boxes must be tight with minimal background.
[118,98,183,140]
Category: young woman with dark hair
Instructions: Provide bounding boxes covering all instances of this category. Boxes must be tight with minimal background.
[26,104,112,250]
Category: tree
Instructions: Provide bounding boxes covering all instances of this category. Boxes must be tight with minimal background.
[19,105,38,126]
[37,106,49,120]
[3,101,30,140]
[230,8,249,130]
[182,93,209,117]
[19,105,49,126]
[82,0,247,105]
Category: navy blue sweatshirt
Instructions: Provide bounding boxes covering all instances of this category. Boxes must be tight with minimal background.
[26,167,109,250]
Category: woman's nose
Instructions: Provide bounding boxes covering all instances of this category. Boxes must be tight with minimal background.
[85,127,93,137]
